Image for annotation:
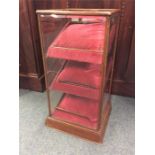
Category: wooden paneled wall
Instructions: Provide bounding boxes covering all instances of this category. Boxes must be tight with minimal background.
[19,0,45,91]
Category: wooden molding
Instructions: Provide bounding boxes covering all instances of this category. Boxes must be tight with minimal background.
[112,80,135,97]
[46,102,111,143]
[36,9,120,16]
[19,73,45,92]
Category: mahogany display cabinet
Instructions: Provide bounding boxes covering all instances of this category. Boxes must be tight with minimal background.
[36,9,120,143]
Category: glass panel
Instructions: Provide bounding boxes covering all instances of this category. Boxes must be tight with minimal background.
[39,14,107,130]
[103,21,117,104]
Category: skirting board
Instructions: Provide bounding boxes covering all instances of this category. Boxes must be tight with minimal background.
[19,73,45,92]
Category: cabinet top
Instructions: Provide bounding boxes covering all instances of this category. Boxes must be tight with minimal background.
[36,9,120,16]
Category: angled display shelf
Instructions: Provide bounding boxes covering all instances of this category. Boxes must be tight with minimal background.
[37,9,120,143]
[47,19,106,64]
[52,94,99,129]
[51,61,101,100]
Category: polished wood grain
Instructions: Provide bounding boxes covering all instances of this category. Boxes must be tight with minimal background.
[111,0,135,97]
[19,73,45,91]
[36,9,120,15]
[33,0,67,9]
[46,101,111,143]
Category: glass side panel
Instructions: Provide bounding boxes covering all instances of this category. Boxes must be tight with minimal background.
[103,20,117,105]
[39,14,108,130]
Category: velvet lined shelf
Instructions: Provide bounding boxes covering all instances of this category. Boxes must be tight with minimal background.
[52,94,99,129]
[50,61,101,100]
[47,20,106,64]
[37,9,120,143]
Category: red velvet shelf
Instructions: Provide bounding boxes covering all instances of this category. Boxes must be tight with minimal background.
[52,94,99,129]
[50,61,102,100]
[47,21,106,64]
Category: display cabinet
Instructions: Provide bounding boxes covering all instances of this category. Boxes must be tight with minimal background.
[36,9,120,143]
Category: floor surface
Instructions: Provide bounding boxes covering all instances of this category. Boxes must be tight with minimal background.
[19,89,135,155]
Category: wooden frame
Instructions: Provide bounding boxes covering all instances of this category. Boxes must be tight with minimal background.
[37,9,120,143]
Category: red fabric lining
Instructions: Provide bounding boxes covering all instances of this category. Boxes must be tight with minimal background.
[52,79,100,100]
[59,61,101,89]
[48,48,103,64]
[47,22,106,64]
[51,61,102,99]
[52,23,105,50]
[52,94,99,129]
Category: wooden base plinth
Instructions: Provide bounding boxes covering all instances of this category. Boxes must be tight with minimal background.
[45,102,111,143]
